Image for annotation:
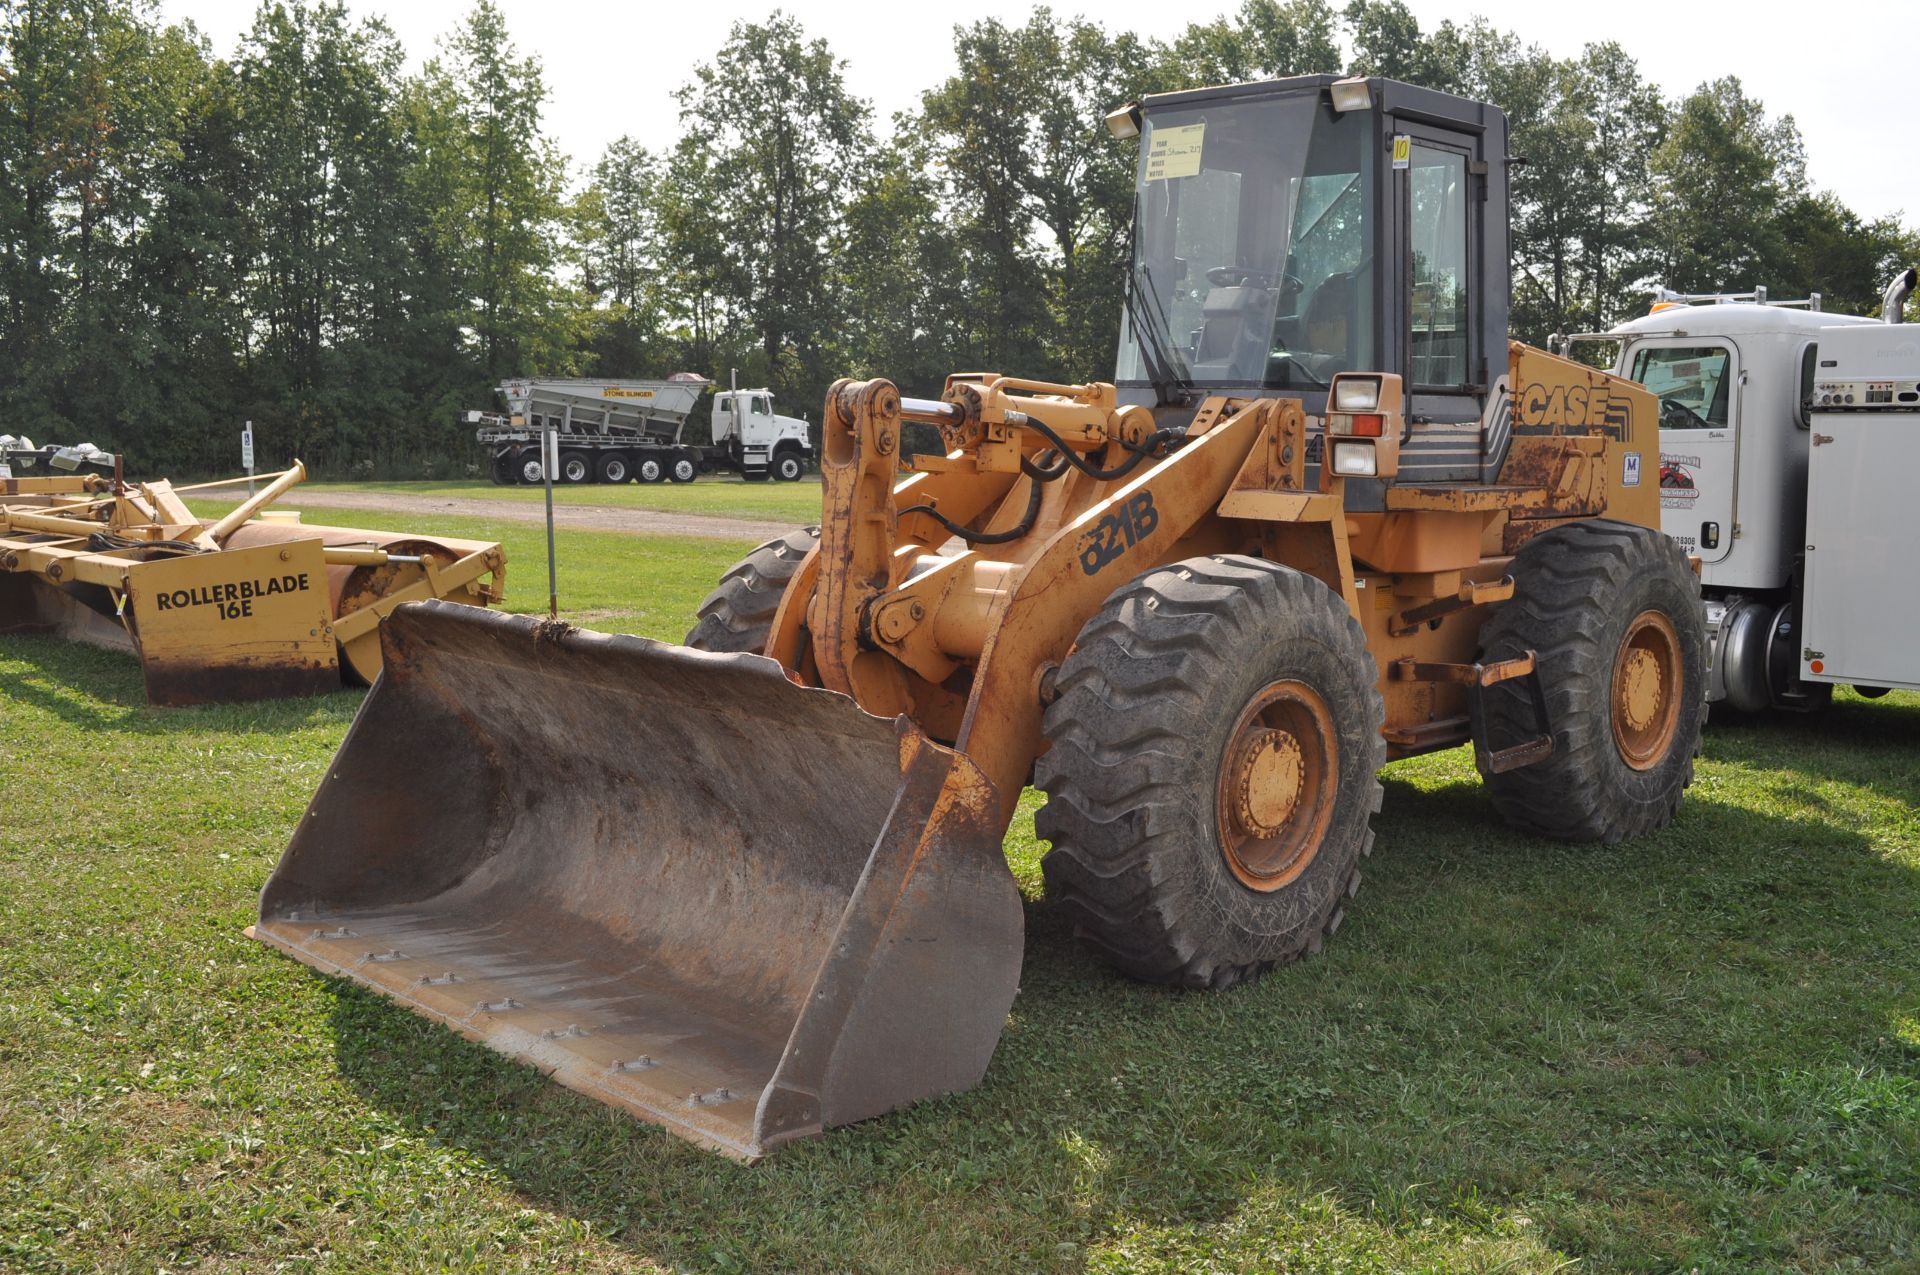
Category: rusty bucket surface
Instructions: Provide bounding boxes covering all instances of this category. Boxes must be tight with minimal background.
[250,601,1025,1159]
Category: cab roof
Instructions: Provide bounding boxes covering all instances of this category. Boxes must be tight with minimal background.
[1609,303,1884,339]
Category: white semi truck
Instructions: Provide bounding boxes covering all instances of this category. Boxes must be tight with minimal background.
[472,376,813,485]
[1565,268,1919,711]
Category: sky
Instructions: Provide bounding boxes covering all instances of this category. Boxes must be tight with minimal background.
[157,0,1916,229]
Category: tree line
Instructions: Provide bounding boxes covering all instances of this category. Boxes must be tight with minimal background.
[2,0,1913,477]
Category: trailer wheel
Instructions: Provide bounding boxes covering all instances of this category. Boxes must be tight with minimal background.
[1035,555,1384,989]
[490,453,518,485]
[1474,519,1705,844]
[637,455,666,484]
[516,450,546,485]
[772,450,804,482]
[668,454,698,483]
[685,526,821,654]
[597,452,632,484]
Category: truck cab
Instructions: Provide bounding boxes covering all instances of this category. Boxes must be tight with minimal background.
[1593,298,1888,709]
[711,389,813,482]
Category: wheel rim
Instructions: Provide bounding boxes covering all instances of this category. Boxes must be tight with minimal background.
[1215,680,1338,892]
[564,458,586,482]
[606,461,627,482]
[640,461,660,481]
[520,459,542,483]
[1611,609,1683,770]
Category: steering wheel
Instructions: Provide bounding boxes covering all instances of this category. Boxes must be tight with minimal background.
[1660,396,1709,429]
[1206,265,1302,292]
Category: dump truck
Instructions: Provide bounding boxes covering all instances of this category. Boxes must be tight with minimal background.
[253,74,1705,1159]
[1560,268,1920,710]
[1,460,505,704]
[475,377,812,484]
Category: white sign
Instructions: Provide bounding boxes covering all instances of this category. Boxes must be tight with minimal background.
[241,424,255,470]
[541,427,559,480]
[1623,452,1642,487]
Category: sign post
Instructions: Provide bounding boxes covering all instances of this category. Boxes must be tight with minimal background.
[241,422,256,498]
[543,416,561,619]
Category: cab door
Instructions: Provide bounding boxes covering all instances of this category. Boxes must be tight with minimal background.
[1623,338,1741,566]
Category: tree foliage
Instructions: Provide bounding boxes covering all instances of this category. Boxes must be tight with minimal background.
[0,0,1912,476]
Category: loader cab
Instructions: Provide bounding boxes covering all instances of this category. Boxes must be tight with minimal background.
[1604,303,1882,589]
[1114,74,1509,430]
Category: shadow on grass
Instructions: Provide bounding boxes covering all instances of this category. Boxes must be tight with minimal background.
[0,633,365,734]
[309,706,1920,1271]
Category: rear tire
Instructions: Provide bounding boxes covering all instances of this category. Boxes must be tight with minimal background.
[597,452,631,484]
[491,453,518,485]
[516,450,545,485]
[636,455,665,484]
[684,526,821,654]
[668,454,698,483]
[559,450,592,484]
[1474,519,1705,843]
[1035,555,1385,989]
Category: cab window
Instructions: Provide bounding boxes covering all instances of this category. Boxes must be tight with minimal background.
[1409,144,1470,388]
[752,396,770,416]
[1630,345,1731,429]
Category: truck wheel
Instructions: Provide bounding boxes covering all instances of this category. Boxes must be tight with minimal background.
[490,453,518,485]
[597,452,631,484]
[559,451,592,484]
[684,526,821,654]
[516,450,545,485]
[1035,555,1385,989]
[668,454,698,483]
[1474,519,1705,844]
[772,451,804,482]
[637,455,665,484]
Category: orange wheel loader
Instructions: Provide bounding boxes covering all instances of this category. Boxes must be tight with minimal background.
[251,75,1704,1159]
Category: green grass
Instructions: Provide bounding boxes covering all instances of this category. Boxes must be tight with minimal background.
[289,477,825,525]
[4,515,1919,1272]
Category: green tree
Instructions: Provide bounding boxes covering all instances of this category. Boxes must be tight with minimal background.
[672,12,871,409]
[1648,77,1805,294]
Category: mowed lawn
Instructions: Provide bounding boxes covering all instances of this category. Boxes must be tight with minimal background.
[297,476,825,526]
[2,513,1918,1272]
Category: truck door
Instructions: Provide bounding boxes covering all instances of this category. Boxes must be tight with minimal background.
[1624,339,1740,565]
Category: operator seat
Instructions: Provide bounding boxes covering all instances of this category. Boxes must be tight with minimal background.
[1300,270,1357,377]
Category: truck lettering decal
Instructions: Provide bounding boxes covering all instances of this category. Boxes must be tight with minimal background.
[1077,491,1159,576]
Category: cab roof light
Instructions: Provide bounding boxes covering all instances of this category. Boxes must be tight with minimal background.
[1104,104,1141,140]
[1328,77,1372,113]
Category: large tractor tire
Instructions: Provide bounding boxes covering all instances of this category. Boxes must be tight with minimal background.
[684,526,820,654]
[1474,519,1705,844]
[1035,555,1385,989]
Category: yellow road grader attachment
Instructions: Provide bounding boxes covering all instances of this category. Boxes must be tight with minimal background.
[1,461,505,704]
[253,74,1706,1158]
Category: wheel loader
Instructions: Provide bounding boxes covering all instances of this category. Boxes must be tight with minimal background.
[1,459,506,704]
[251,74,1705,1159]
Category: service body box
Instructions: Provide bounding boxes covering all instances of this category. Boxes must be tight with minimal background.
[1800,324,1920,691]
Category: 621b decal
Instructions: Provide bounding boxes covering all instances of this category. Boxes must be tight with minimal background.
[1078,490,1159,576]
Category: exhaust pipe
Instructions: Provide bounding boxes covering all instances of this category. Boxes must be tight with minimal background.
[1883,266,1917,324]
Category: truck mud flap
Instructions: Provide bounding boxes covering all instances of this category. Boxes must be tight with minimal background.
[250,601,1025,1159]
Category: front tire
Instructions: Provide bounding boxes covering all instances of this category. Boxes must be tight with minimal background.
[1475,519,1705,843]
[1035,555,1385,989]
[684,526,820,654]
[772,450,804,482]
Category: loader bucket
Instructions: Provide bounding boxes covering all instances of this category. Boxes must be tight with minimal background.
[250,601,1025,1159]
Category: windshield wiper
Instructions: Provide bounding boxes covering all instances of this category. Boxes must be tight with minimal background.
[1125,258,1198,409]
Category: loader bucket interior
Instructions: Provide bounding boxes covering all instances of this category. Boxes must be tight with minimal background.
[250,601,1025,1159]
